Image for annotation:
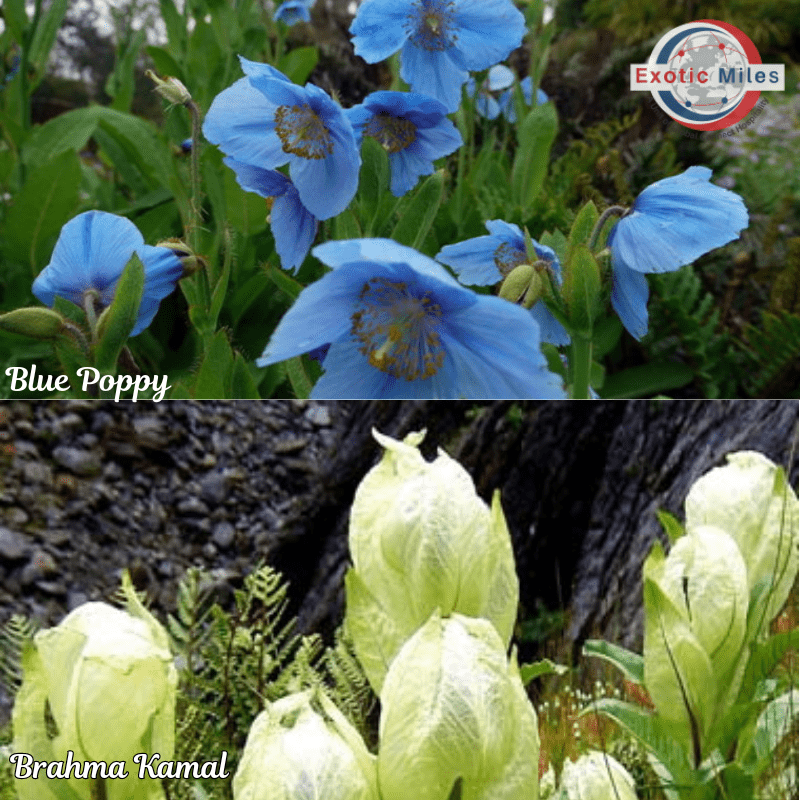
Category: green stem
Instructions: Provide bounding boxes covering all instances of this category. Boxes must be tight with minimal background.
[83,290,100,340]
[588,204,627,252]
[571,335,593,399]
[90,777,107,800]
[186,99,203,255]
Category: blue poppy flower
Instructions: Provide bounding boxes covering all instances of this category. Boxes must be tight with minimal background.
[497,76,549,123]
[607,166,749,339]
[257,238,566,398]
[32,211,183,337]
[436,220,570,345]
[203,57,360,220]
[346,91,462,196]
[349,0,526,113]
[467,65,514,120]
[223,157,317,273]
[274,0,314,25]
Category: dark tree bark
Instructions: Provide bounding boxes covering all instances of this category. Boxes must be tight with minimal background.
[283,400,798,665]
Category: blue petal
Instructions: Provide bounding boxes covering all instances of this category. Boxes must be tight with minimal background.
[451,0,526,70]
[238,56,292,83]
[223,157,292,197]
[349,0,410,63]
[437,294,566,398]
[270,186,318,273]
[530,302,570,346]
[609,166,749,274]
[202,78,287,168]
[400,41,468,113]
[313,238,463,288]
[487,64,515,91]
[33,211,144,307]
[435,236,504,285]
[273,0,313,25]
[130,246,184,336]
[611,258,650,340]
[484,219,524,242]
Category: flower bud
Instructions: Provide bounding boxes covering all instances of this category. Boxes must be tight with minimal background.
[234,689,378,800]
[559,751,638,800]
[344,429,518,692]
[378,613,539,800]
[0,307,65,339]
[154,238,206,278]
[12,572,177,800]
[643,524,748,759]
[499,263,535,303]
[146,70,192,105]
[684,451,799,627]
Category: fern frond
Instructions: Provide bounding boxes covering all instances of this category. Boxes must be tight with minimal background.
[742,311,800,398]
[0,614,37,697]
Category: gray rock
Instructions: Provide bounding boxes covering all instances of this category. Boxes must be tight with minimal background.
[0,527,31,561]
[211,522,235,550]
[21,549,57,585]
[177,496,210,516]
[199,471,229,505]
[52,446,101,476]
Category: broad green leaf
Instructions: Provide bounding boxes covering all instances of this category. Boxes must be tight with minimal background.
[600,361,694,398]
[22,107,98,165]
[231,354,261,399]
[735,627,798,706]
[562,243,600,336]
[511,101,557,211]
[584,698,693,788]
[94,253,145,374]
[333,208,362,240]
[106,29,147,112]
[159,0,187,54]
[750,689,798,769]
[278,46,319,85]
[223,167,267,235]
[145,46,185,83]
[518,658,569,685]
[3,149,81,271]
[285,354,313,399]
[3,0,28,47]
[358,136,390,224]
[192,330,234,398]
[567,200,599,252]
[583,639,644,685]
[656,509,685,544]
[28,0,68,84]
[390,170,444,249]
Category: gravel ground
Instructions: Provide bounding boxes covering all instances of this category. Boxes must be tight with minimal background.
[0,399,342,726]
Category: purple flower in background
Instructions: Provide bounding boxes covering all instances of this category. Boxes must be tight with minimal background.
[33,211,183,337]
[346,91,462,196]
[607,166,749,339]
[350,0,526,112]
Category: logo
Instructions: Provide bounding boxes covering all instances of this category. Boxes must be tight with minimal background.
[630,20,784,130]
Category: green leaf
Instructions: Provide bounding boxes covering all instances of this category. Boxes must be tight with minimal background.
[562,244,600,336]
[567,200,599,251]
[511,101,557,211]
[28,0,68,83]
[159,0,187,54]
[332,208,362,240]
[3,0,28,46]
[285,355,313,399]
[358,136,390,222]
[106,29,147,112]
[145,46,185,83]
[3,149,81,271]
[390,170,444,249]
[583,639,645,685]
[600,361,694,398]
[22,107,98,165]
[518,658,569,685]
[278,46,319,85]
[584,698,693,787]
[94,253,145,374]
[656,510,685,544]
[736,628,798,706]
[192,330,234,398]
[231,354,261,399]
